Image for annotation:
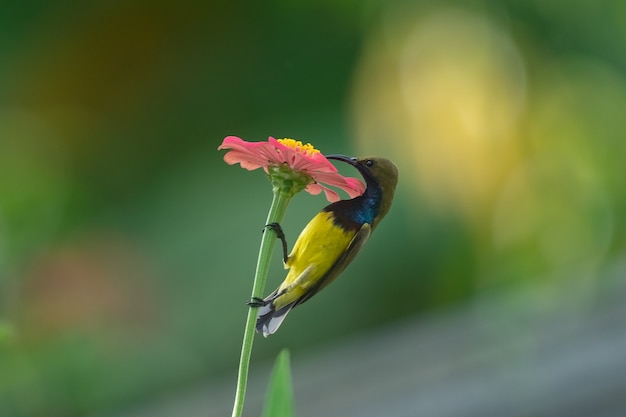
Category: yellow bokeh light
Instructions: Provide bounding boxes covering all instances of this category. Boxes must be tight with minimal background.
[351,8,526,220]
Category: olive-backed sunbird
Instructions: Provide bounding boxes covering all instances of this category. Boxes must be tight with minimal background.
[248,156,398,337]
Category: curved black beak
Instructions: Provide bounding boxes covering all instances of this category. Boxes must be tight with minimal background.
[326,154,358,166]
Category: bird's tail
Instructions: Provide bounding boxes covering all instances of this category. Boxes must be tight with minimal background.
[256,302,294,337]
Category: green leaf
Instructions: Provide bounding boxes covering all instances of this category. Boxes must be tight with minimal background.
[262,349,295,417]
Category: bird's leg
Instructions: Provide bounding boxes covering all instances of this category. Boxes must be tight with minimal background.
[263,222,289,264]
[246,288,287,307]
[246,297,268,307]
[247,224,288,309]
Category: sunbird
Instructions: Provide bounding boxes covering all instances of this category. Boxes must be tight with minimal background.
[248,155,398,337]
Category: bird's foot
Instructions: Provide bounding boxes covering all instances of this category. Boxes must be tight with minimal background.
[263,222,289,263]
[246,297,268,307]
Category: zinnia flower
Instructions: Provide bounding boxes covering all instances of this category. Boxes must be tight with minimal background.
[218,136,365,202]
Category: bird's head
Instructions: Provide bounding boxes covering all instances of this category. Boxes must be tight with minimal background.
[326,155,398,225]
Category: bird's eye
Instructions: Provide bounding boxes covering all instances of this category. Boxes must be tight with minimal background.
[365,160,375,168]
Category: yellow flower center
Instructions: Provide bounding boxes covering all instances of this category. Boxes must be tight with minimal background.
[277,138,320,157]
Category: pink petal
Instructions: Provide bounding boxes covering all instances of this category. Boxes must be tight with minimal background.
[321,186,342,203]
[218,136,263,152]
[343,177,366,198]
[310,152,338,171]
[306,183,340,202]
[222,150,266,170]
[311,171,365,197]
[305,182,323,196]
[219,136,276,170]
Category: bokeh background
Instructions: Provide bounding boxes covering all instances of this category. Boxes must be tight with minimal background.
[1,1,625,416]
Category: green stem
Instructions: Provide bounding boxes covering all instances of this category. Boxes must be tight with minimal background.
[231,191,292,417]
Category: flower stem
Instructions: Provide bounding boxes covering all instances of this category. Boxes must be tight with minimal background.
[231,191,292,417]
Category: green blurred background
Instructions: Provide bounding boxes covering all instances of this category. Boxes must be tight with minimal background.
[1,1,625,416]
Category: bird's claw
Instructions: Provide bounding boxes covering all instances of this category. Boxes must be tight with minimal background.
[263,222,289,263]
[247,297,268,307]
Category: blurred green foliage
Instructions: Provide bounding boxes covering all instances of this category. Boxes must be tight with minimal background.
[1,1,625,416]
[262,349,294,417]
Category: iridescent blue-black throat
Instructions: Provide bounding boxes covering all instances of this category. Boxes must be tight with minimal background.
[324,182,382,231]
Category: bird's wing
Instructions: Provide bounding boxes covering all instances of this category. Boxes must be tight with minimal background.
[295,223,371,306]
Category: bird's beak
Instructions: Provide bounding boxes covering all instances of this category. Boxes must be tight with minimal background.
[326,154,358,166]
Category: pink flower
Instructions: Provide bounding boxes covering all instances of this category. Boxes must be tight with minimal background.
[218,136,365,202]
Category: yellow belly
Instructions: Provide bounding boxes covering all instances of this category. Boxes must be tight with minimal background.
[273,211,355,309]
